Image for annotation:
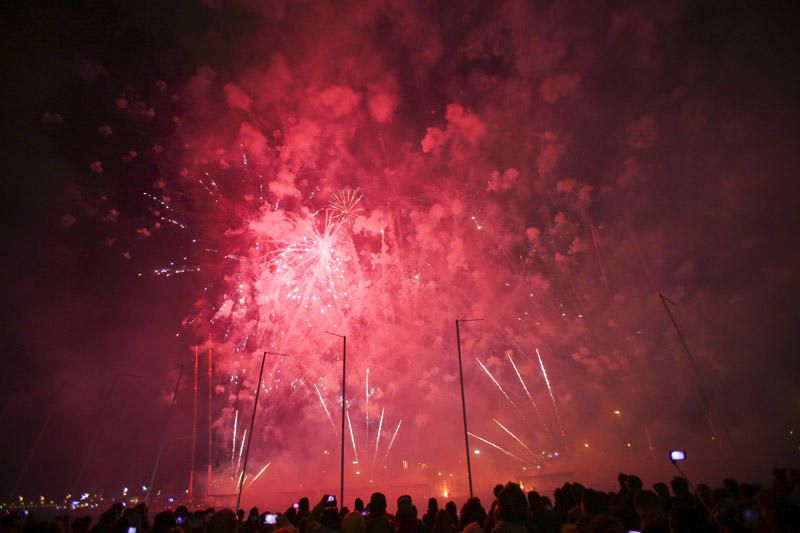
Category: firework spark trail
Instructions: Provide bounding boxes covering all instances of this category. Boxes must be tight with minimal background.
[468,432,527,464]
[383,419,402,461]
[536,348,566,440]
[231,410,238,471]
[644,423,656,457]
[373,407,384,464]
[346,409,359,464]
[244,462,271,492]
[475,357,512,402]
[506,353,552,437]
[314,383,338,437]
[150,265,200,277]
[492,418,536,456]
[237,428,247,474]
[476,357,535,428]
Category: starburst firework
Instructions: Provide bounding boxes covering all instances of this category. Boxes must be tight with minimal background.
[328,188,364,224]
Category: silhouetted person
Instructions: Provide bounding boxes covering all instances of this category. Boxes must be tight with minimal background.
[298,498,311,525]
[153,511,177,533]
[366,493,396,533]
[491,483,527,533]
[319,507,340,533]
[430,511,454,533]
[652,483,671,514]
[526,490,559,533]
[396,496,421,533]
[635,491,668,533]
[586,514,626,533]
[483,484,505,532]
[422,498,438,533]
[341,512,366,533]
[208,509,238,533]
[458,498,486,531]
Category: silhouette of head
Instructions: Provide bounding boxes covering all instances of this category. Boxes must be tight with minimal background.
[497,483,527,525]
[370,493,387,516]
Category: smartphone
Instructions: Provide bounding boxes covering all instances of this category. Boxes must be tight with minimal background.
[670,450,686,462]
[176,516,186,525]
[361,511,370,517]
[742,509,759,523]
[293,503,299,510]
[326,495,336,507]
[264,514,278,525]
[128,528,137,533]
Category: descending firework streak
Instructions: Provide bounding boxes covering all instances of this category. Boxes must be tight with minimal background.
[468,432,526,464]
[506,353,552,437]
[346,409,359,464]
[373,407,384,464]
[493,417,536,457]
[314,383,338,437]
[244,462,271,492]
[383,419,402,462]
[536,348,566,441]
[475,357,513,403]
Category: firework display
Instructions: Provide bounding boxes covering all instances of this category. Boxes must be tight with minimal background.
[38,29,731,500]
[5,0,799,507]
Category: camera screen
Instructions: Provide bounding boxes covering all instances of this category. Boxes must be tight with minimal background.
[670,450,686,461]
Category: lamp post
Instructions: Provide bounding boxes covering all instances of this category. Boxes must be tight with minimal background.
[455,318,483,498]
[326,331,347,508]
[235,351,290,511]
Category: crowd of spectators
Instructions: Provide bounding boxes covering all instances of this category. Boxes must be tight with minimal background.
[2,468,799,533]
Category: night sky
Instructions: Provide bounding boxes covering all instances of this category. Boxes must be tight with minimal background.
[1,0,799,505]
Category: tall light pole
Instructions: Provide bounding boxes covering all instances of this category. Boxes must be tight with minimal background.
[145,365,184,506]
[658,293,747,477]
[208,339,213,498]
[455,318,483,498]
[189,347,198,502]
[326,331,347,508]
[236,351,290,511]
